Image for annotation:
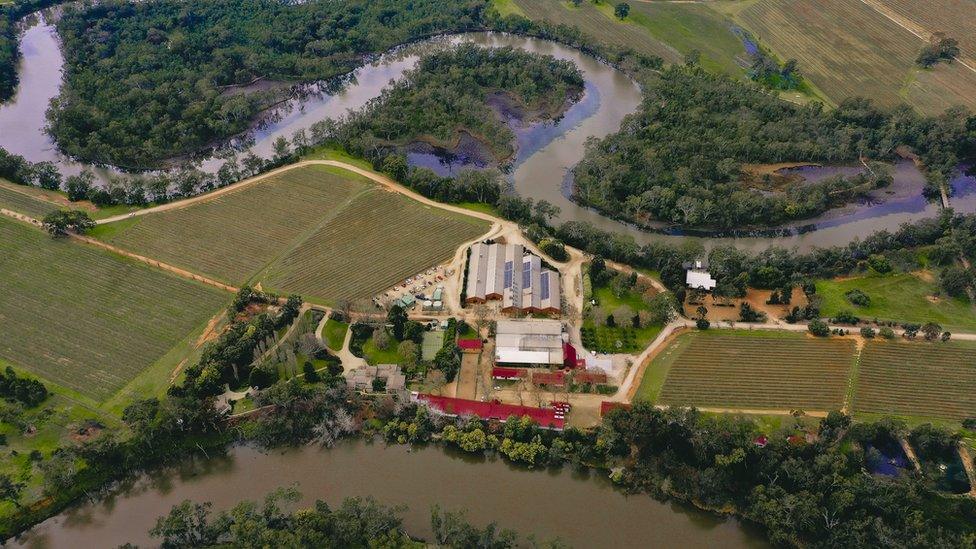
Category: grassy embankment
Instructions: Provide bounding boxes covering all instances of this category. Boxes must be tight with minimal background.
[816,272,976,332]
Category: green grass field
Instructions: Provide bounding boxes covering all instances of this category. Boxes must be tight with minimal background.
[650,330,856,411]
[513,0,682,63]
[816,272,976,331]
[729,0,976,113]
[96,165,489,303]
[853,340,976,421]
[0,217,228,401]
[322,319,349,351]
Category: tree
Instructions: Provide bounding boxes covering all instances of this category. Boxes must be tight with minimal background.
[65,171,94,201]
[150,500,219,548]
[272,136,290,160]
[387,304,408,341]
[860,326,876,339]
[940,266,973,298]
[41,210,95,237]
[695,318,710,330]
[0,474,24,508]
[808,319,830,337]
[902,323,921,339]
[33,162,62,191]
[879,326,896,340]
[302,361,320,383]
[373,327,392,351]
[921,322,942,341]
[695,305,708,321]
[941,331,952,342]
[644,292,677,325]
[614,2,630,18]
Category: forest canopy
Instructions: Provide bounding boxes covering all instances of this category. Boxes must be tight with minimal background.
[571,65,973,229]
[47,0,489,167]
[328,43,584,164]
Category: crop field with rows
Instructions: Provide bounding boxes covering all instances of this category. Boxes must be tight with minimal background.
[262,188,488,303]
[656,331,856,411]
[875,0,976,67]
[0,183,61,219]
[853,340,976,421]
[734,0,976,113]
[512,0,682,63]
[97,166,369,284]
[0,217,228,401]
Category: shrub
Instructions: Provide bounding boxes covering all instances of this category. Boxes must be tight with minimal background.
[844,289,871,307]
[832,310,860,325]
[879,327,896,339]
[808,319,830,337]
[867,254,893,274]
[695,318,710,330]
[859,327,876,339]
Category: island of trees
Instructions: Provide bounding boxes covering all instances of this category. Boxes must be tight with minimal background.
[47,0,489,167]
[327,44,584,166]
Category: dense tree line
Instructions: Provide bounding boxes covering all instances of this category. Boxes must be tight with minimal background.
[0,0,64,101]
[329,44,583,163]
[547,210,976,297]
[572,64,975,228]
[149,487,526,548]
[0,366,47,408]
[48,0,489,167]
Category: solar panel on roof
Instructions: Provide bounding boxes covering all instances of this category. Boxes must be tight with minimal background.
[523,265,531,288]
[503,261,513,288]
[540,272,550,299]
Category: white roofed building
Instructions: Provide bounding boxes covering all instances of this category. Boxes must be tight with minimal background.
[494,319,565,367]
[685,260,717,291]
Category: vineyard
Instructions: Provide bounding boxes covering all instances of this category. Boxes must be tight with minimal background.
[853,340,976,421]
[734,0,976,113]
[512,0,682,63]
[0,183,60,219]
[656,331,856,411]
[98,165,370,284]
[0,217,228,401]
[261,188,489,303]
[874,0,976,66]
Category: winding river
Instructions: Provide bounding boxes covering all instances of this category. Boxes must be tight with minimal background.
[2,16,975,253]
[11,440,767,548]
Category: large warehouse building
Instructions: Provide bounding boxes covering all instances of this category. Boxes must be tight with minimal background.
[464,242,561,314]
[494,319,566,367]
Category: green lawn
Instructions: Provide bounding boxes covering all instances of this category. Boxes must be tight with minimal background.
[0,217,229,402]
[323,319,349,352]
[582,280,664,353]
[816,272,976,331]
[362,337,406,365]
[491,0,525,17]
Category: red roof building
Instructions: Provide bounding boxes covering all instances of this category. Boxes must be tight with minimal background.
[491,367,526,380]
[414,393,565,430]
[457,338,483,352]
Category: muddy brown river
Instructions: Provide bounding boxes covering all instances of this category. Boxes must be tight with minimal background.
[11,440,767,548]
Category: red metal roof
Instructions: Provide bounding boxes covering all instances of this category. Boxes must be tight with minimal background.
[417,394,565,429]
[492,367,526,379]
[532,370,567,386]
[457,338,483,350]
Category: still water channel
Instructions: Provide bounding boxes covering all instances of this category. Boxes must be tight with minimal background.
[12,440,767,548]
[2,16,974,252]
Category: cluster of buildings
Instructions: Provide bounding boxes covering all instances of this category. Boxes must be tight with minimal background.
[464,242,561,314]
[493,319,569,368]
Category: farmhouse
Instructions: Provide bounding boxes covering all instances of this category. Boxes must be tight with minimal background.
[465,242,561,314]
[347,364,406,393]
[494,319,566,367]
[684,259,717,291]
